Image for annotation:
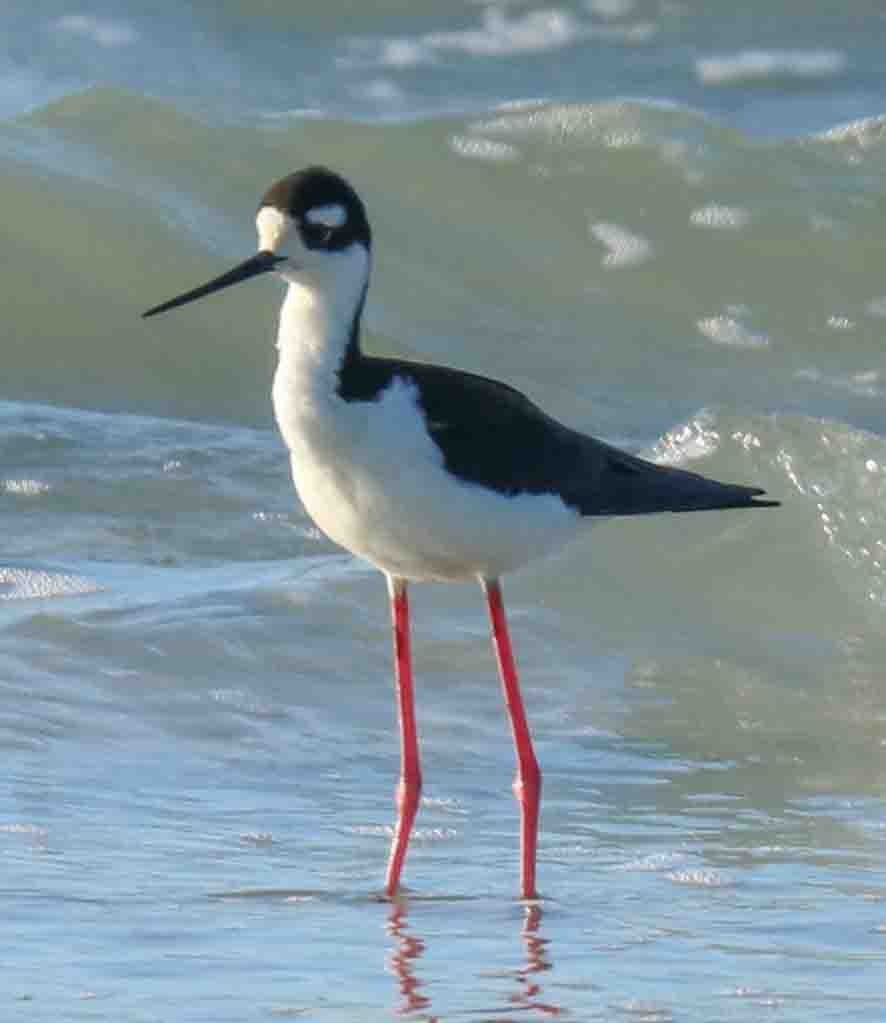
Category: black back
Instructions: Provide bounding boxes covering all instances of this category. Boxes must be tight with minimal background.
[338,352,778,516]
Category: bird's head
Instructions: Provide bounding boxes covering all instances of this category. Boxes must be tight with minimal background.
[143,166,372,319]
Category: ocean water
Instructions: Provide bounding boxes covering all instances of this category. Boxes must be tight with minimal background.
[3,2,886,1020]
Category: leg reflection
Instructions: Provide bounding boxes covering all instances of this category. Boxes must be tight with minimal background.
[386,900,437,1019]
[511,904,563,1016]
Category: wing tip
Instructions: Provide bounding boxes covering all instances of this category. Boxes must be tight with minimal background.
[746,487,780,508]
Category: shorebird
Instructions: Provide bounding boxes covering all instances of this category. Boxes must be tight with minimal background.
[143,166,778,899]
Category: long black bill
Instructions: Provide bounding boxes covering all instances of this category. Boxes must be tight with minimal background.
[142,250,284,318]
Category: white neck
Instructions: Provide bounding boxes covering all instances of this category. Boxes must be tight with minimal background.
[274,244,369,387]
[271,244,370,459]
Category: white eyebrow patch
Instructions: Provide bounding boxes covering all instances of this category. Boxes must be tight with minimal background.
[305,203,347,229]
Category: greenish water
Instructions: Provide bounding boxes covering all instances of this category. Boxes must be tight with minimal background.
[3,3,886,1019]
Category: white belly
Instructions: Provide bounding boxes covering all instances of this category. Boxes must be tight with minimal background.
[275,373,581,582]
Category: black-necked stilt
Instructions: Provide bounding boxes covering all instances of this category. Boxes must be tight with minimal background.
[143,166,778,899]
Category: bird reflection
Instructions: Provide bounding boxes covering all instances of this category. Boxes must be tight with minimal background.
[385,900,563,1019]
[386,901,436,1019]
[510,904,563,1016]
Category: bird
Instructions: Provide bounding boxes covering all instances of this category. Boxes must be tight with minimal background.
[143,165,778,900]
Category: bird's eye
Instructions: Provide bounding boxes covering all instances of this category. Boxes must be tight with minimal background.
[302,202,347,247]
[301,221,335,248]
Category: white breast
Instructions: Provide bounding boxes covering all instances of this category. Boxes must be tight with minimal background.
[271,268,582,582]
[276,374,580,582]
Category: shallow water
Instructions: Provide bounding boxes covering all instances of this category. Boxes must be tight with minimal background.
[3,3,886,1020]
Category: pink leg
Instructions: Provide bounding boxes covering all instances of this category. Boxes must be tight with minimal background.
[385,576,422,896]
[483,577,541,899]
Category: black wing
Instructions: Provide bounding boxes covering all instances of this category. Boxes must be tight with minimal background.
[343,355,779,516]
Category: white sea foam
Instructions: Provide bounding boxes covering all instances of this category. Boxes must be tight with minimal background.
[816,114,886,149]
[53,15,137,48]
[375,39,429,68]
[650,413,721,466]
[667,868,732,887]
[494,97,550,113]
[0,822,47,836]
[696,49,846,86]
[697,313,769,349]
[690,204,750,230]
[0,566,99,601]
[471,101,673,151]
[618,851,687,872]
[590,221,652,267]
[449,135,519,162]
[2,479,51,496]
[425,8,584,57]
[349,7,587,69]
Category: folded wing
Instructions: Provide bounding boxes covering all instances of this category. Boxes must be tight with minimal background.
[375,358,778,516]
